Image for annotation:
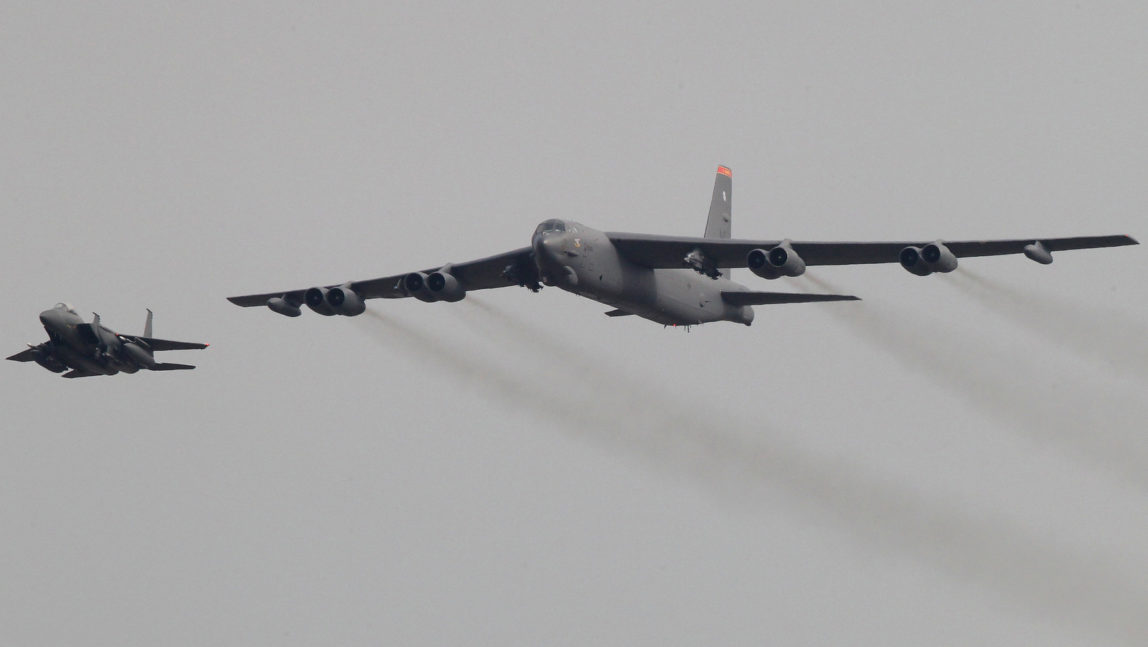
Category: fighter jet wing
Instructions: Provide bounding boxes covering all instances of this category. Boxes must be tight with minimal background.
[606,233,1138,268]
[62,369,98,378]
[228,246,534,308]
[7,347,39,362]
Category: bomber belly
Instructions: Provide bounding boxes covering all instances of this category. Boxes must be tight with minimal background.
[536,224,743,326]
[567,255,730,325]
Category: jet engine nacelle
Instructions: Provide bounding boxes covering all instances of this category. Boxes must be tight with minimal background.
[900,242,958,276]
[304,287,337,315]
[426,270,465,302]
[747,241,806,279]
[403,272,437,302]
[267,297,302,317]
[326,285,366,316]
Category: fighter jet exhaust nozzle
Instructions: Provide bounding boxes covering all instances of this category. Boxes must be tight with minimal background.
[326,286,366,316]
[267,297,302,317]
[426,270,466,302]
[403,272,437,302]
[900,242,957,276]
[304,287,337,315]
[747,242,805,279]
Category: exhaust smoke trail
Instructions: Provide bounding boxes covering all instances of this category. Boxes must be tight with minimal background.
[947,268,1148,382]
[449,298,1148,643]
[795,276,1148,488]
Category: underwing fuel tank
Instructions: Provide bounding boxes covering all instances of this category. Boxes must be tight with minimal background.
[267,297,302,317]
[1023,241,1054,264]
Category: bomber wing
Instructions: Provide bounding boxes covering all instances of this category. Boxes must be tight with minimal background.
[228,247,535,310]
[606,233,1137,269]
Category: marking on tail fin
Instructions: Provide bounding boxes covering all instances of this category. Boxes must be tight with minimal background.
[705,165,733,277]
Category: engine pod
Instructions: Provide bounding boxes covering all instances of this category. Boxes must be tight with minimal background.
[747,248,782,279]
[766,241,806,277]
[920,242,958,273]
[304,287,337,315]
[899,246,933,276]
[426,270,466,302]
[326,286,366,316]
[403,272,437,302]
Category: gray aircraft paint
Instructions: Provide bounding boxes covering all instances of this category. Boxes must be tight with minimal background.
[7,303,208,378]
[531,220,756,326]
[228,167,1133,328]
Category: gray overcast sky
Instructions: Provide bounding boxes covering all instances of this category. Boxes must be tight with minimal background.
[2,1,1146,644]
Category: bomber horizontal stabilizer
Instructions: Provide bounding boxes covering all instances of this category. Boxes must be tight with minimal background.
[721,291,860,306]
[151,362,196,371]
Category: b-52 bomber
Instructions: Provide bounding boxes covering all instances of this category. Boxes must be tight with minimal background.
[7,304,208,378]
[228,166,1138,327]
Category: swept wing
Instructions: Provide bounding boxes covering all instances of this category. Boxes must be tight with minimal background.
[228,247,533,308]
[606,233,1137,269]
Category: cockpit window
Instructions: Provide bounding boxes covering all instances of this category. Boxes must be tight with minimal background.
[536,219,566,233]
[55,302,77,315]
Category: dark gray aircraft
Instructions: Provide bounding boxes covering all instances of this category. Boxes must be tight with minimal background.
[7,304,208,378]
[228,166,1138,326]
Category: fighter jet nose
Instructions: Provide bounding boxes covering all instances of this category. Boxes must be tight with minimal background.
[38,311,53,324]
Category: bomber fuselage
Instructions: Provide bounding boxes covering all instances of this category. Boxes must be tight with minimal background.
[531,220,754,326]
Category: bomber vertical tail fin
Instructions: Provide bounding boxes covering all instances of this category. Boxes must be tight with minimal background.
[144,309,153,338]
[704,165,732,239]
[704,165,733,278]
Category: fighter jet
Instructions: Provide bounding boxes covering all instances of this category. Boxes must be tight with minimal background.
[7,304,208,378]
[228,166,1138,327]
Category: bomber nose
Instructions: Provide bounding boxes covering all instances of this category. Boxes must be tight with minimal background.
[533,231,562,258]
